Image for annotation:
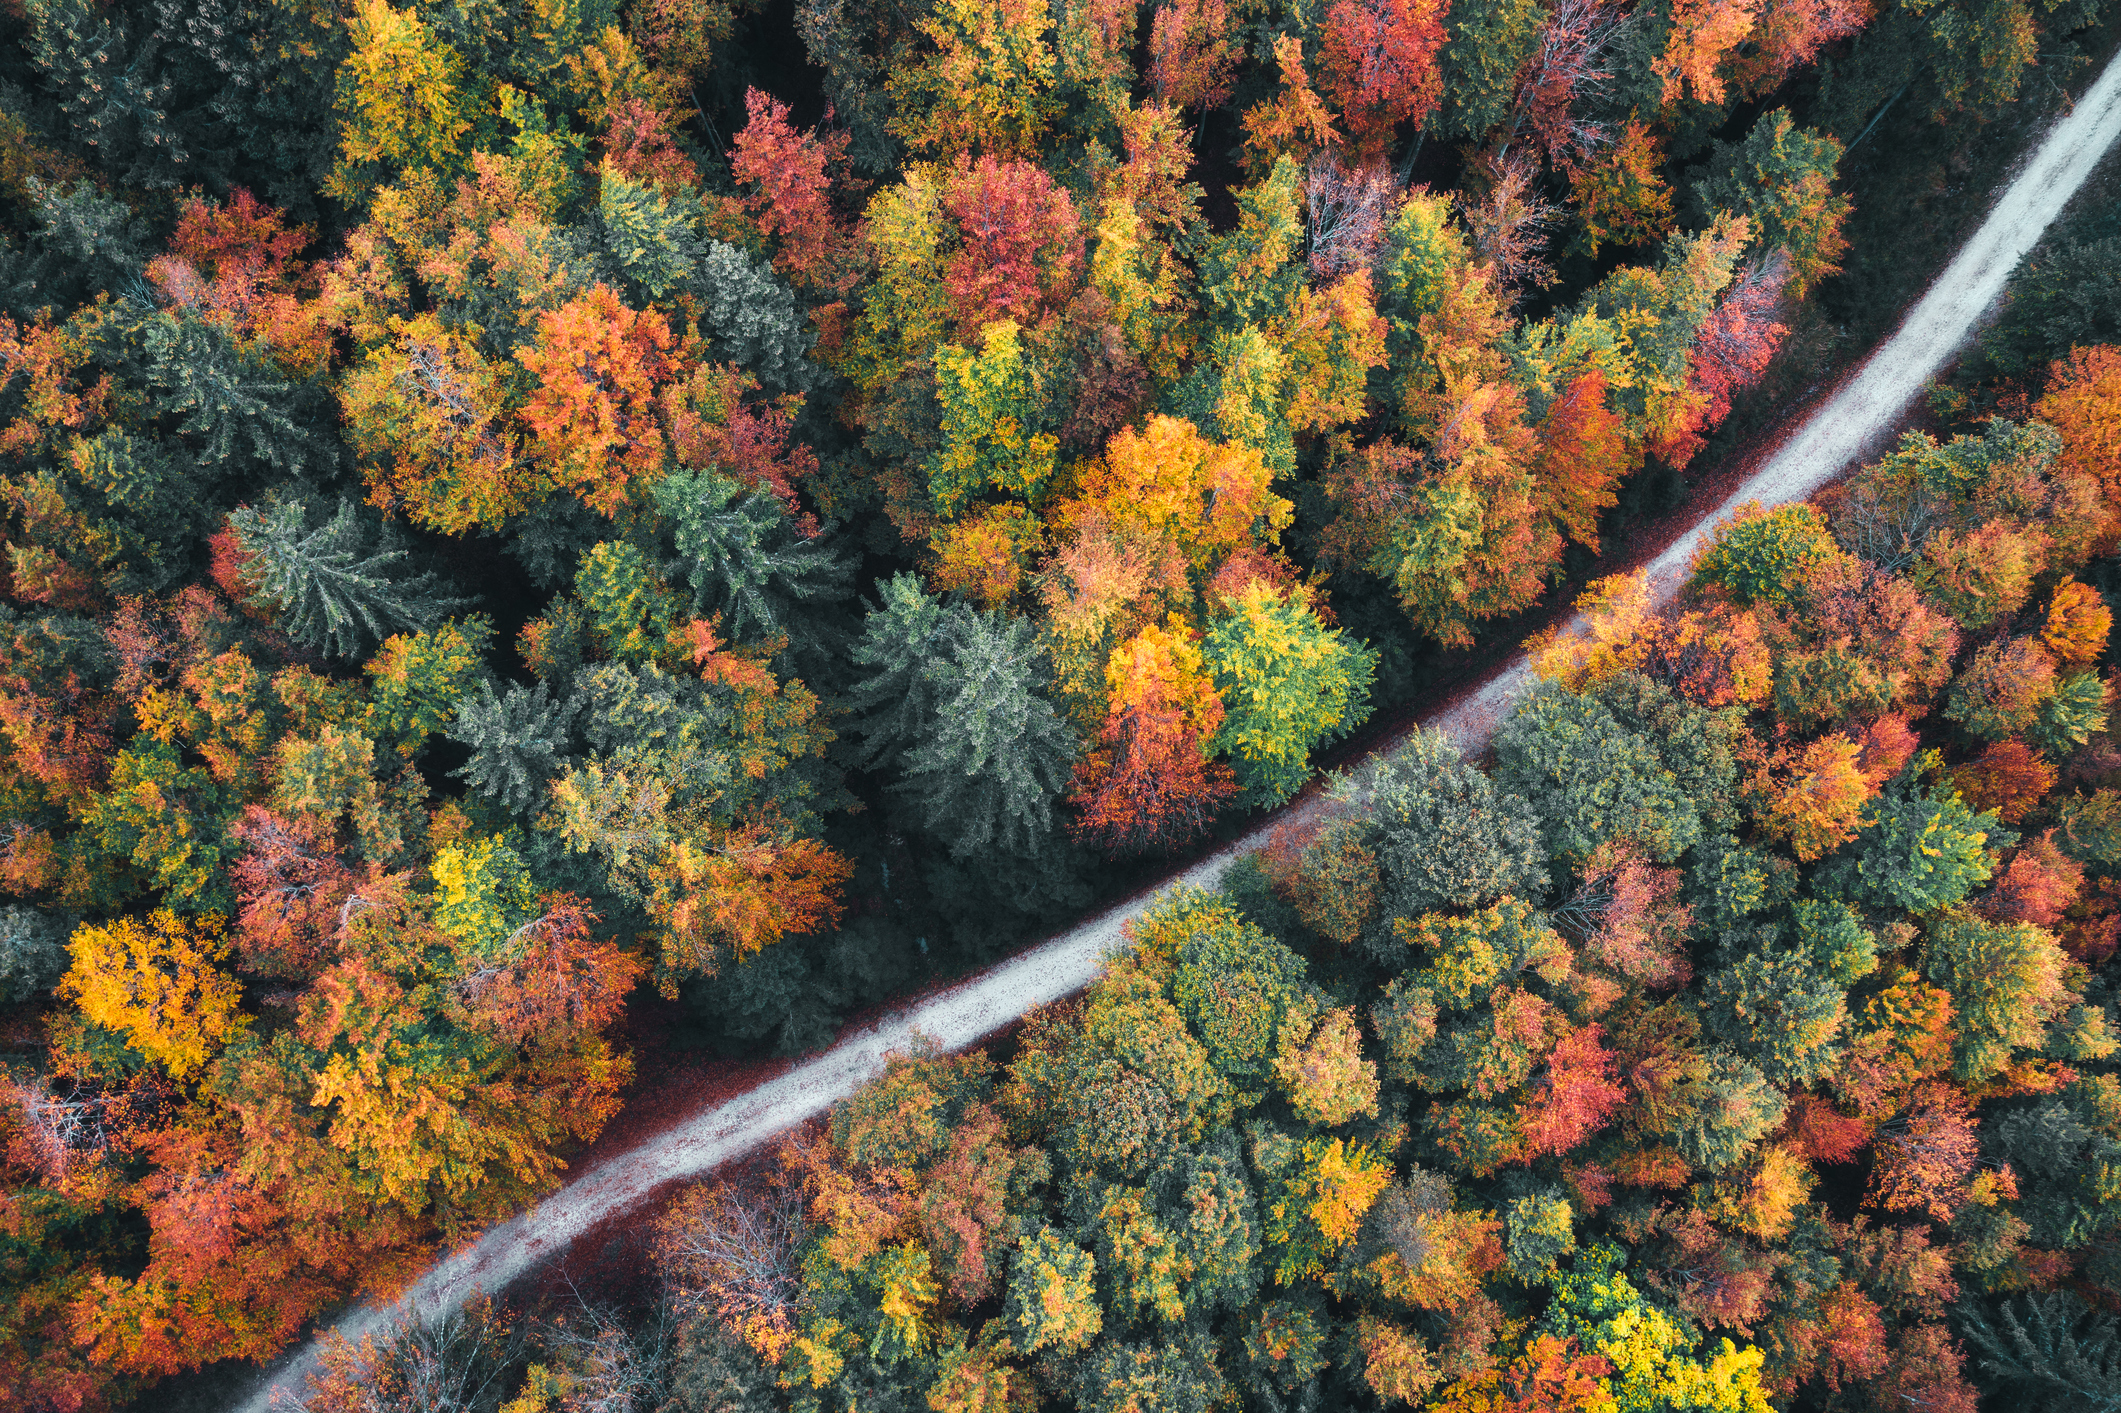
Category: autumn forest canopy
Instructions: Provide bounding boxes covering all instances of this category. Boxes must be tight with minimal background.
[1,0,2120,1406]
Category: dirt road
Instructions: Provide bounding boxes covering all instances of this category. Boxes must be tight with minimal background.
[239,49,2121,1413]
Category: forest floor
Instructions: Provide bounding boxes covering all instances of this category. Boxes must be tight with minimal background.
[210,49,2121,1413]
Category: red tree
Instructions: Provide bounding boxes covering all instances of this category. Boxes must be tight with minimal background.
[1148,0,1239,111]
[1688,251,1791,430]
[730,88,855,291]
[227,806,358,979]
[1981,830,2084,929]
[1533,369,1633,552]
[1953,740,2056,825]
[452,895,644,1044]
[1319,0,1449,155]
[1517,1024,1625,1157]
[940,154,1085,337]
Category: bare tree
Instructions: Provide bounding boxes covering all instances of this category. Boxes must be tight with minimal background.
[1306,152,1398,277]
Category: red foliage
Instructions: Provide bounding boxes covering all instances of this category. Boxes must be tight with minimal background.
[730,88,855,291]
[149,189,327,372]
[1855,714,1919,786]
[1800,1281,1893,1391]
[1952,739,2056,824]
[1868,1323,1980,1413]
[1517,1024,1625,1157]
[667,364,822,534]
[1319,0,1449,154]
[940,155,1084,336]
[1572,842,1693,989]
[1981,830,2084,929]
[1781,1094,1873,1166]
[1533,369,1632,552]
[453,895,644,1044]
[1867,1083,1979,1221]
[602,97,703,195]
[227,806,359,979]
[1070,693,1238,857]
[1688,252,1792,430]
[1148,0,1239,111]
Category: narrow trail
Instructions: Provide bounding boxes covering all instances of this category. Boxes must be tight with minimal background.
[236,50,2121,1413]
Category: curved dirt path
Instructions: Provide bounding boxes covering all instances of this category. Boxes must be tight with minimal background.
[242,50,2121,1413]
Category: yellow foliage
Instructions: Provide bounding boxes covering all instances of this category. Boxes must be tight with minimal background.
[59,911,243,1078]
[1066,415,1292,574]
[1526,572,1653,690]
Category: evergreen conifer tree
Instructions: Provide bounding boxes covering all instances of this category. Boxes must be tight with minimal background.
[653,469,848,644]
[850,573,1077,857]
[229,498,460,658]
[697,242,815,392]
[449,680,582,816]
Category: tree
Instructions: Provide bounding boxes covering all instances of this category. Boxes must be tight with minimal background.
[1147,0,1238,111]
[518,284,682,517]
[1923,913,2072,1081]
[1533,370,1635,552]
[228,499,458,659]
[652,468,847,644]
[1571,121,1676,257]
[0,904,69,1004]
[1702,948,1847,1086]
[1492,682,1704,865]
[1757,733,1872,862]
[1838,775,2002,914]
[1867,1082,1981,1221]
[1958,1293,2121,1413]
[1362,729,1545,924]
[1692,110,1849,297]
[1070,622,1237,856]
[1066,415,1292,576]
[697,243,815,394]
[1688,254,1792,429]
[58,911,243,1078]
[1953,740,2056,826]
[2037,346,2121,545]
[729,87,853,290]
[1436,0,1546,141]
[328,0,469,197]
[887,0,1062,156]
[1274,1006,1381,1127]
[1944,638,2056,741]
[926,321,1059,517]
[1652,0,1762,106]
[364,617,493,755]
[1690,502,1840,609]
[850,575,1078,857]
[1202,583,1377,806]
[342,317,527,534]
[449,681,580,816]
[2041,577,2113,668]
[1319,0,1450,153]
[293,1297,523,1413]
[1008,1228,1102,1353]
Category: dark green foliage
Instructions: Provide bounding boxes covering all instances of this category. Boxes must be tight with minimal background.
[449,681,581,816]
[9,180,154,313]
[1984,236,2121,376]
[1492,679,1706,866]
[1076,1327,1227,1413]
[697,242,814,393]
[127,308,334,478]
[1436,0,1544,139]
[1959,1292,2121,1413]
[1701,947,1848,1086]
[0,904,70,1004]
[231,498,460,658]
[660,1313,779,1413]
[1360,729,1545,933]
[653,469,849,646]
[1990,1077,2121,1248]
[850,574,1077,859]
[1833,774,2006,913]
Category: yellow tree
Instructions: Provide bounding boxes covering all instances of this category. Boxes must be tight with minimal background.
[329,0,473,200]
[59,912,244,1078]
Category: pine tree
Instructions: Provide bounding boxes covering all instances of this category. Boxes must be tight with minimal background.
[698,242,815,394]
[449,680,582,815]
[229,498,460,659]
[850,574,1078,857]
[653,468,848,644]
[1959,1294,2121,1412]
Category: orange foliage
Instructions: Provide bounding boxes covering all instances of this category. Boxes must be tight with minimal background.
[1517,1024,1625,1157]
[517,284,684,516]
[1319,0,1448,154]
[1653,0,1762,105]
[1952,740,2056,825]
[2036,345,2121,549]
[1241,35,1343,172]
[1533,370,1634,553]
[1867,1082,1979,1221]
[1981,831,2084,929]
[1758,733,1873,862]
[1070,621,1236,854]
[2041,577,2113,668]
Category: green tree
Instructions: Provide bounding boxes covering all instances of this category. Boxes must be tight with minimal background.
[230,499,459,659]
[1007,1228,1102,1353]
[365,618,495,755]
[1688,502,1840,609]
[1202,584,1377,807]
[1991,1077,2121,1250]
[1924,912,2072,1081]
[925,320,1058,517]
[1837,774,2003,914]
[0,905,70,1005]
[1702,948,1848,1087]
[1436,0,1545,139]
[1359,729,1545,931]
[653,469,848,645]
[850,576,1077,858]
[1691,109,1851,296]
[697,242,814,394]
[2032,673,2111,757]
[449,681,580,815]
[1493,683,1703,865]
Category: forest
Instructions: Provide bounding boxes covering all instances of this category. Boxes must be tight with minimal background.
[0,0,2119,1404]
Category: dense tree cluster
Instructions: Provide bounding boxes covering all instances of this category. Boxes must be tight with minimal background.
[0,0,2111,1403]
